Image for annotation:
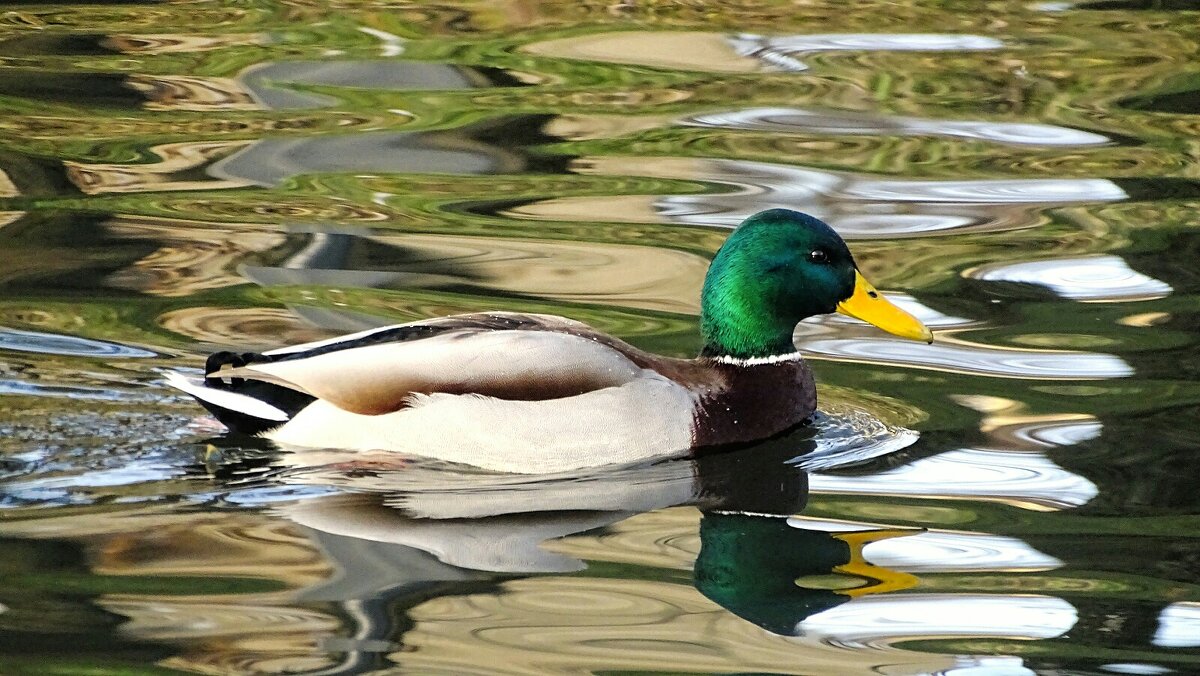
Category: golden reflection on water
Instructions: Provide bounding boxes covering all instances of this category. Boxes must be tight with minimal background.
[104,215,286,297]
[243,232,709,314]
[66,140,256,195]
[127,74,263,113]
[524,31,765,73]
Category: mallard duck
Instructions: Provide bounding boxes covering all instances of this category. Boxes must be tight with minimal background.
[168,208,932,473]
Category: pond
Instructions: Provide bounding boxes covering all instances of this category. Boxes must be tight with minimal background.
[0,1,1198,674]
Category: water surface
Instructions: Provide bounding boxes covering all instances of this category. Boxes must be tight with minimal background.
[0,1,1198,674]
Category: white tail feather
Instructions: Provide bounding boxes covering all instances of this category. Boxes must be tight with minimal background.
[163,370,289,422]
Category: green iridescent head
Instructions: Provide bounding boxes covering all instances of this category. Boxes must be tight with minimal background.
[700,209,931,359]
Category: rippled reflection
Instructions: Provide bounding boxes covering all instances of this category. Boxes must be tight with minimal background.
[1153,602,1200,648]
[211,129,525,187]
[811,448,1098,510]
[0,1,1194,674]
[67,140,255,194]
[240,228,709,314]
[795,594,1076,646]
[796,336,1133,379]
[687,107,1111,146]
[560,157,1129,237]
[526,30,1003,75]
[523,31,764,73]
[0,326,154,358]
[967,255,1173,301]
[793,519,1064,572]
[241,60,523,110]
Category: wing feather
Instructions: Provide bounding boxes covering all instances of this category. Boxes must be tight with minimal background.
[216,325,645,415]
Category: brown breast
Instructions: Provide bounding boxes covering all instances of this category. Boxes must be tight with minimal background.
[685,358,817,448]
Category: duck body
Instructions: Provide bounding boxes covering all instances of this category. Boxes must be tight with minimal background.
[168,209,930,473]
[169,311,816,473]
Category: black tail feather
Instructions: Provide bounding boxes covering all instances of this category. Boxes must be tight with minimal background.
[202,351,316,435]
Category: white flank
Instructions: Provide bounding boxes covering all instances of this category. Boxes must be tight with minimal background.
[266,370,698,473]
[163,370,289,422]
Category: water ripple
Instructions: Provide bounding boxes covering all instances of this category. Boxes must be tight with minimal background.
[809,448,1099,510]
[686,107,1110,147]
[796,337,1134,379]
[995,418,1102,449]
[796,409,919,472]
[210,131,524,187]
[652,159,1127,236]
[0,326,155,358]
[0,379,146,402]
[794,519,1064,572]
[729,33,1004,71]
[844,177,1127,204]
[1153,602,1200,648]
[967,255,1172,301]
[795,594,1076,647]
[241,60,518,110]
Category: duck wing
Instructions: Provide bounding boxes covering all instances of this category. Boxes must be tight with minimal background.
[209,312,648,415]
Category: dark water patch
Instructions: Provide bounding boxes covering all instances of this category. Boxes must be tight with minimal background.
[1118,72,1200,115]
[0,211,160,294]
[0,32,118,58]
[0,148,79,197]
[0,71,146,109]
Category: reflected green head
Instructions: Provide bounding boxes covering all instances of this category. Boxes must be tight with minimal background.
[700,209,857,359]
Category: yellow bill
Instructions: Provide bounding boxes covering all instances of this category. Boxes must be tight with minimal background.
[836,271,934,343]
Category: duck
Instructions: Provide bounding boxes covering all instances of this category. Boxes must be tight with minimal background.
[167,208,932,473]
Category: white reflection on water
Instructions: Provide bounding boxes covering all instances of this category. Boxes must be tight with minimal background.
[240,60,480,110]
[0,326,156,358]
[794,294,1132,380]
[937,656,1039,676]
[1004,418,1102,448]
[1100,665,1175,676]
[795,593,1076,646]
[358,26,406,58]
[687,107,1110,146]
[846,177,1126,203]
[729,33,1004,71]
[655,158,1127,236]
[792,518,1064,572]
[210,130,523,187]
[1153,602,1200,648]
[967,255,1172,301]
[808,448,1099,510]
[796,337,1133,379]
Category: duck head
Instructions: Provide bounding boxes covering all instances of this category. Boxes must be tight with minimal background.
[700,208,933,359]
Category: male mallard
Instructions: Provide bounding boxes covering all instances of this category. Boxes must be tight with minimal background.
[167,209,932,473]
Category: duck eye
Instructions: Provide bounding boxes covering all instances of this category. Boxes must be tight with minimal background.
[808,249,829,264]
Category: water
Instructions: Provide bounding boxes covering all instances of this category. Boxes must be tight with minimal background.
[0,1,1198,674]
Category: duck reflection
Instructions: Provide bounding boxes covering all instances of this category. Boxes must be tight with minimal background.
[232,438,916,666]
[694,512,916,635]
